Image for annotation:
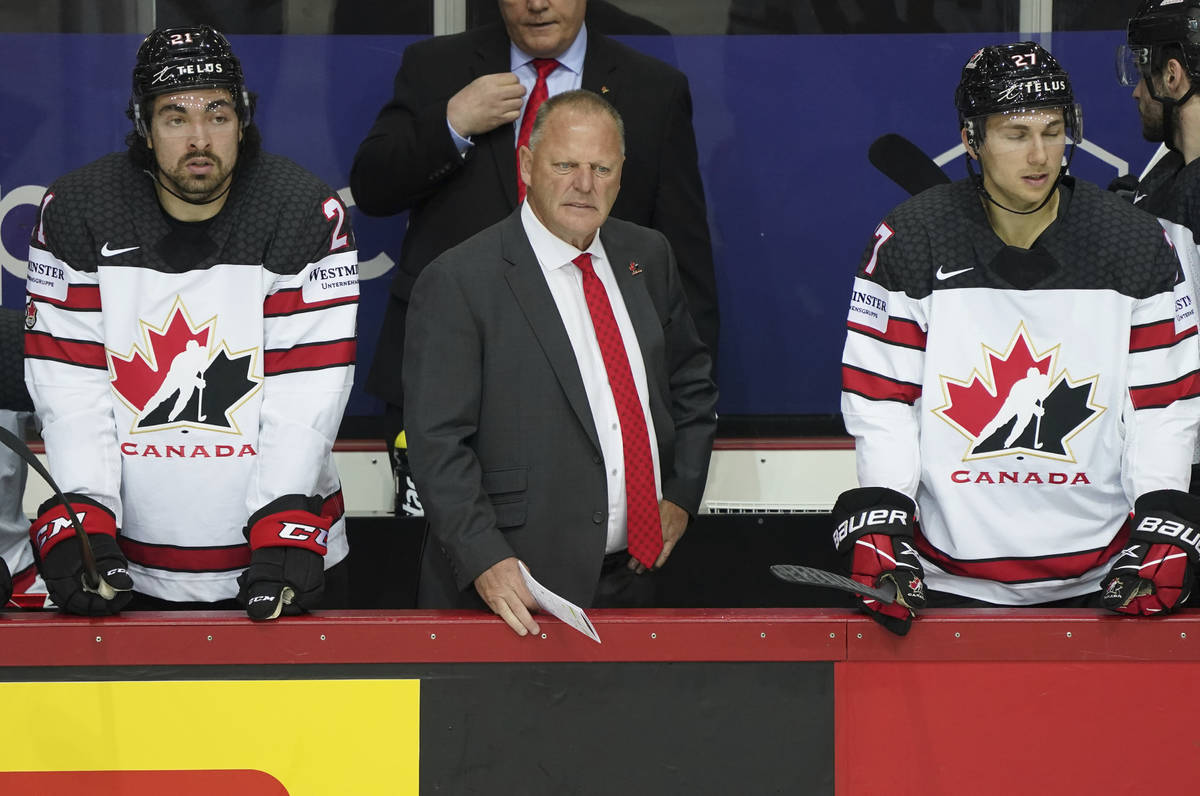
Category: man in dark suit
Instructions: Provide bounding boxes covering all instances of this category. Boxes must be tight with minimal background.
[350,0,718,469]
[404,90,717,635]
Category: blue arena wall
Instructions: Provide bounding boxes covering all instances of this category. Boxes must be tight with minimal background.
[0,31,1158,417]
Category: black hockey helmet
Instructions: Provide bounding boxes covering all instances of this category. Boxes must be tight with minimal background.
[129,25,251,137]
[955,42,1081,151]
[1120,0,1200,86]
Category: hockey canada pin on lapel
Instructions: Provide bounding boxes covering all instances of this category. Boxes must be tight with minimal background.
[601,86,610,94]
[628,261,643,275]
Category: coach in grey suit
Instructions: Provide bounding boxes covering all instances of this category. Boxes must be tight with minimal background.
[352,0,718,453]
[404,90,717,636]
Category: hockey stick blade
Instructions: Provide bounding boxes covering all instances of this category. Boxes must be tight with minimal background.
[770,564,898,604]
[867,133,951,196]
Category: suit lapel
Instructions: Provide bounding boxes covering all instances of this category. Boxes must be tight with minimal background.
[602,227,661,386]
[474,27,520,208]
[580,33,618,97]
[501,214,602,452]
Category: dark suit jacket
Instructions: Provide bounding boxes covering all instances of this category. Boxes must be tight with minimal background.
[351,22,719,410]
[403,211,717,609]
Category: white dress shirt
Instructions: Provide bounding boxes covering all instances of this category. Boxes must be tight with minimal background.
[520,201,662,553]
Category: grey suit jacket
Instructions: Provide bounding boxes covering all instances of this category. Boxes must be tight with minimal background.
[404,210,717,609]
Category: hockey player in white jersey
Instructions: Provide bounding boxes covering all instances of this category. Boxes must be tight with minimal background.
[24,26,358,619]
[836,42,1200,635]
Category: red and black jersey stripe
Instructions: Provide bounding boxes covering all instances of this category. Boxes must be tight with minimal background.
[842,364,921,404]
[24,330,106,370]
[120,490,346,573]
[847,316,927,351]
[1129,319,1197,353]
[31,284,101,312]
[263,286,356,317]
[915,519,1130,584]
[264,338,356,376]
[1129,369,1200,409]
[120,537,251,573]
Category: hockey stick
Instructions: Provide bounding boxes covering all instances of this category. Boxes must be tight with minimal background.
[770,564,898,604]
[0,425,112,597]
[196,379,206,422]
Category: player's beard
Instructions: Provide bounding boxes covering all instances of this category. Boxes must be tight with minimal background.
[1140,100,1165,143]
[158,150,235,204]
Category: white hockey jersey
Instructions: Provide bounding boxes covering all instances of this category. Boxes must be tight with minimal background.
[842,178,1200,604]
[24,151,358,602]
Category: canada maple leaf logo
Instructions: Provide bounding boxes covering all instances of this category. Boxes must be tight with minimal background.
[107,298,261,434]
[932,324,1105,462]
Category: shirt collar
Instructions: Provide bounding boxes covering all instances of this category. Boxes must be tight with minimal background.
[510,22,587,75]
[521,200,606,275]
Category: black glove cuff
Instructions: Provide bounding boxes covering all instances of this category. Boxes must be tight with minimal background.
[1131,489,1200,565]
[832,486,917,555]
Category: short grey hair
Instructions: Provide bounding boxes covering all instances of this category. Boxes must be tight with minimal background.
[527,89,626,154]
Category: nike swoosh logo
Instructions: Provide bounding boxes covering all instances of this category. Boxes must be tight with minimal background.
[100,243,139,257]
[1132,191,1146,205]
[935,265,973,280]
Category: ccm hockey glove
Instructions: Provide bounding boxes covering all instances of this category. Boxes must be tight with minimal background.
[237,495,329,621]
[29,495,132,615]
[833,486,926,636]
[1102,490,1200,616]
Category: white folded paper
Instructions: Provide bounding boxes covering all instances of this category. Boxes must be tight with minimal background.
[518,561,601,643]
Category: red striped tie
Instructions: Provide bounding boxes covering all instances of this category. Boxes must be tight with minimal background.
[572,253,663,568]
[516,58,560,203]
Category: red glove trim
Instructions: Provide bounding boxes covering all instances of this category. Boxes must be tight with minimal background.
[248,509,330,556]
[30,500,117,558]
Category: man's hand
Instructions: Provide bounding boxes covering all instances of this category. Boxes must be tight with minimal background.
[474,557,540,637]
[446,73,526,138]
[629,500,690,573]
[1102,490,1200,616]
[832,487,926,636]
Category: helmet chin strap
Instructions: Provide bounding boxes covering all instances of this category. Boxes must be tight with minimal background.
[145,166,234,207]
[1150,83,1199,153]
[966,140,1076,216]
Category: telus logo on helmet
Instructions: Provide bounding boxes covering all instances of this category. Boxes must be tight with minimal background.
[150,63,225,85]
[995,79,1068,102]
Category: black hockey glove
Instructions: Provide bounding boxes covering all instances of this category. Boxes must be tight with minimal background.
[29,496,132,616]
[1101,490,1200,616]
[237,495,329,621]
[0,555,11,607]
[1106,173,1139,203]
[833,486,926,636]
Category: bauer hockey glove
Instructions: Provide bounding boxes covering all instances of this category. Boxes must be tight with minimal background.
[237,495,329,621]
[1101,490,1200,616]
[832,486,926,636]
[29,495,132,615]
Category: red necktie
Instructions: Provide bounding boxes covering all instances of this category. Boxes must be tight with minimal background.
[572,253,663,568]
[516,58,560,203]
